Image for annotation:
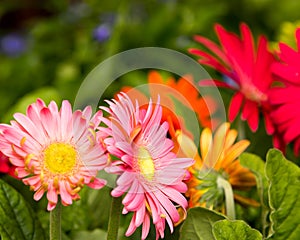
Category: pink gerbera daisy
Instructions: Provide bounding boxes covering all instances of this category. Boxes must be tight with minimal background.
[0,99,108,210]
[270,28,300,154]
[100,93,194,240]
[189,23,275,133]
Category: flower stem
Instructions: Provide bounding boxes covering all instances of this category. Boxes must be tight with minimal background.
[107,196,122,240]
[217,176,236,220]
[238,117,245,141]
[50,200,62,240]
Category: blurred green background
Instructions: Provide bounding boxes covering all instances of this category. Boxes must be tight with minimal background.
[1,0,300,123]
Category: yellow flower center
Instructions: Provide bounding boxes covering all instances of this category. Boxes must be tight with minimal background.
[44,143,77,174]
[137,147,155,181]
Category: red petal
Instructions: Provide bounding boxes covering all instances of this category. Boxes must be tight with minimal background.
[263,111,274,134]
[193,35,229,63]
[253,36,274,89]
[189,48,231,75]
[228,92,244,121]
[240,23,255,76]
[247,104,259,132]
[215,24,243,63]
[279,42,300,64]
[241,100,256,121]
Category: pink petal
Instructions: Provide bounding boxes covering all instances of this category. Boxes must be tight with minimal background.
[161,186,188,209]
[125,214,138,237]
[111,183,131,197]
[23,175,40,186]
[141,213,151,240]
[125,192,144,211]
[47,202,56,211]
[151,189,179,223]
[82,105,92,119]
[26,105,48,142]
[87,178,106,189]
[60,100,73,141]
[40,108,57,140]
[135,202,146,227]
[59,181,72,206]
[47,183,58,205]
[16,168,29,178]
[72,111,87,142]
[116,171,134,186]
[122,180,139,205]
[145,191,160,224]
[115,142,133,156]
[33,187,45,201]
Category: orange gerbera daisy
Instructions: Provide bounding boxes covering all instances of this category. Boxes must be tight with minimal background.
[121,71,218,137]
[175,122,258,219]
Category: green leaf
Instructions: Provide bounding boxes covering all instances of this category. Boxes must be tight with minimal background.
[266,148,300,240]
[0,179,45,240]
[240,153,269,236]
[240,153,268,207]
[213,220,262,240]
[179,207,226,240]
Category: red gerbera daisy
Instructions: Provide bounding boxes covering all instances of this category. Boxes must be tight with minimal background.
[270,28,300,154]
[190,23,276,133]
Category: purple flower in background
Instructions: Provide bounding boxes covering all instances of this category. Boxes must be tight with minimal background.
[92,12,116,43]
[93,24,111,42]
[0,33,27,57]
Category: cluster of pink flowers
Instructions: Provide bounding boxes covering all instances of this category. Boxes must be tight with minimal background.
[0,96,194,239]
[190,23,300,155]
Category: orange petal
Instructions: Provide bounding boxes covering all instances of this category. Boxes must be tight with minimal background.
[221,140,250,169]
[224,129,238,149]
[200,127,212,164]
[209,122,229,167]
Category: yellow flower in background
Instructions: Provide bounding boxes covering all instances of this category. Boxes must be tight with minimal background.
[270,20,300,50]
[174,122,258,219]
